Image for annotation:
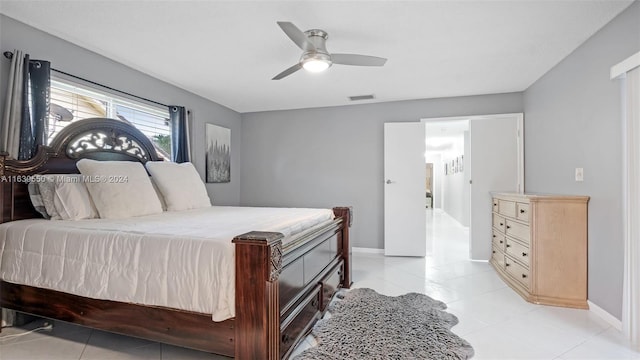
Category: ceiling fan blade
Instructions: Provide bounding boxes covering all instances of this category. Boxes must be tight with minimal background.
[272,63,303,80]
[331,54,387,66]
[277,21,316,51]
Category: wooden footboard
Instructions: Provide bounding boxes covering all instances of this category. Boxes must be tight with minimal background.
[232,206,352,359]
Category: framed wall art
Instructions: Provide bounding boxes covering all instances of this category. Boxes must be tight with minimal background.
[205,124,231,183]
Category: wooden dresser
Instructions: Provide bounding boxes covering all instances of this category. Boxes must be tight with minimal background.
[490,192,590,309]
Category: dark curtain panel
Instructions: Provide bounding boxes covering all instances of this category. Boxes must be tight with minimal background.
[169,105,190,163]
[17,54,32,160]
[16,57,50,160]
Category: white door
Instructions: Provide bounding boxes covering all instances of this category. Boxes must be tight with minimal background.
[384,122,426,257]
[469,114,523,260]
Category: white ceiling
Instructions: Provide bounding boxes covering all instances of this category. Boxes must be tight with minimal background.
[0,0,634,113]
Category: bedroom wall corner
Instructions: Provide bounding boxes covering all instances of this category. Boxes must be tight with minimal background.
[0,14,243,206]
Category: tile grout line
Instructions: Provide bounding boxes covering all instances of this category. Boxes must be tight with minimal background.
[549,325,612,360]
[78,328,93,360]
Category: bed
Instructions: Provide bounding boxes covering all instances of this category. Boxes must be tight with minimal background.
[0,118,352,359]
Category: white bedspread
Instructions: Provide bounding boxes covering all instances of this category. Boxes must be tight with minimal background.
[0,206,334,321]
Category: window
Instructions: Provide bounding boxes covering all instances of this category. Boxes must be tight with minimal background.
[49,79,171,159]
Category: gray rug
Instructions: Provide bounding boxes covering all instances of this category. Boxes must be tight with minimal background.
[294,288,474,359]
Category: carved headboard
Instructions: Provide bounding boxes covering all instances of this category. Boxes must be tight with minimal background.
[0,118,162,223]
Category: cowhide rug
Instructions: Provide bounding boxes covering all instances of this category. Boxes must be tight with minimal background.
[294,288,474,359]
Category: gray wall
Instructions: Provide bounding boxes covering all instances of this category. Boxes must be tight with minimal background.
[523,1,640,320]
[441,135,466,226]
[241,93,523,249]
[0,15,242,205]
[442,166,465,225]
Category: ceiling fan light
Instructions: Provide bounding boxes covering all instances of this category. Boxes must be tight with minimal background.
[302,58,330,72]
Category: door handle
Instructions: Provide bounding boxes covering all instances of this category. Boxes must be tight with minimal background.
[386,179,395,184]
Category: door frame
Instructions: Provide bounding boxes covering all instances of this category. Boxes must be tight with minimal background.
[612,51,640,347]
[421,113,525,257]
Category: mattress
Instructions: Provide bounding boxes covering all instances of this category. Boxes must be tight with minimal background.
[0,206,334,321]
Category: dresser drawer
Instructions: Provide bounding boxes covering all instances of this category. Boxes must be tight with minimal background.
[280,285,321,358]
[505,238,530,267]
[493,214,506,233]
[492,199,500,213]
[492,248,505,269]
[492,230,505,251]
[505,256,530,289]
[516,202,530,222]
[505,219,530,243]
[498,199,516,218]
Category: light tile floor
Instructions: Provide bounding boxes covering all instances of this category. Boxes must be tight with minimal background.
[2,209,639,359]
[344,210,640,360]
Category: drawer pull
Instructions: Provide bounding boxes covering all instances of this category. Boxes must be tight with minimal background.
[505,263,510,267]
[499,240,503,244]
[521,274,528,279]
[500,222,504,226]
[312,298,319,308]
[493,234,496,238]
[493,203,497,206]
[506,225,511,229]
[506,244,511,248]
[492,250,496,254]
[522,252,528,257]
[520,209,526,214]
[282,334,291,344]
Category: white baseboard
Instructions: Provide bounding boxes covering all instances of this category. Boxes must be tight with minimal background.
[588,300,622,331]
[352,247,384,254]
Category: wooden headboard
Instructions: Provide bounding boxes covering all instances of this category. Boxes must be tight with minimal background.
[0,118,162,223]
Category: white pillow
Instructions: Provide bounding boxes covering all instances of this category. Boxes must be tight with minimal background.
[145,161,211,211]
[76,159,163,219]
[53,180,98,220]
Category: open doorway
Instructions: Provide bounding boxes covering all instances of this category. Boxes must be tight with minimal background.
[419,113,523,261]
[424,120,470,223]
[424,120,470,256]
[383,114,522,259]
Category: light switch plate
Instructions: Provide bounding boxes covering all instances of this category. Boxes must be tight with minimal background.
[575,168,584,182]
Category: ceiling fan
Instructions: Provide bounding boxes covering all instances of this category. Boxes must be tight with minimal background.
[272,21,387,80]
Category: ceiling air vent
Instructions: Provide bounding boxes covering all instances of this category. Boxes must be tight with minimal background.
[349,94,375,101]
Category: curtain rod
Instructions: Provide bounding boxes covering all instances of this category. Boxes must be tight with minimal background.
[3,51,170,109]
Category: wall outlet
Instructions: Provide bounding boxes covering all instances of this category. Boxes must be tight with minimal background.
[575,168,584,182]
